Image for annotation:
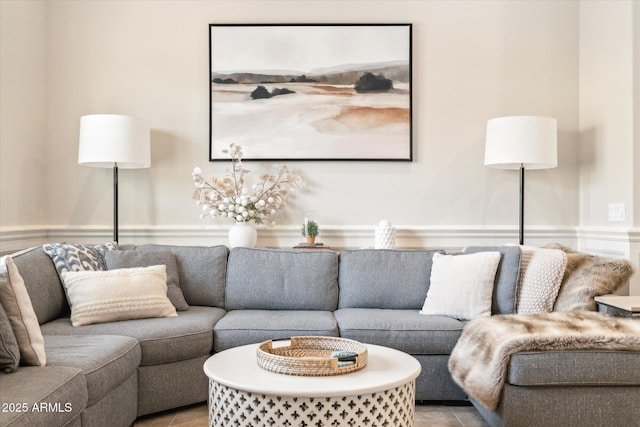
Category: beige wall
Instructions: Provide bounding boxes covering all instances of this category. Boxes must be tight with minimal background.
[13,1,579,231]
[635,1,640,230]
[2,0,638,291]
[636,1,640,295]
[577,0,640,295]
[0,0,48,228]
[578,0,634,227]
[4,0,638,292]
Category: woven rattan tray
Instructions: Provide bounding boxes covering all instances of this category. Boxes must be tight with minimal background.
[256,336,368,376]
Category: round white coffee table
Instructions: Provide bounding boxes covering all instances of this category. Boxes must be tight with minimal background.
[203,342,421,427]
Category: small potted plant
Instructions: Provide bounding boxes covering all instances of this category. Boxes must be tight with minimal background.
[302,219,319,244]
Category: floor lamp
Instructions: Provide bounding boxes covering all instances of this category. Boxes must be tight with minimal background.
[484,116,557,245]
[78,114,151,243]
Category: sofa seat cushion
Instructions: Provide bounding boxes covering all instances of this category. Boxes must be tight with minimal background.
[0,365,87,427]
[41,306,225,365]
[335,308,465,354]
[213,310,339,352]
[44,335,140,406]
[508,350,640,386]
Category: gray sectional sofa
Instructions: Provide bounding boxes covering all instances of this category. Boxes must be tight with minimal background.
[0,244,638,427]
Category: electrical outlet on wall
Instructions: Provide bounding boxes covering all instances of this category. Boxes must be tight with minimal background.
[608,203,626,222]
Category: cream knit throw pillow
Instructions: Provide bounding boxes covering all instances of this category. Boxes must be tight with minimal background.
[61,265,177,327]
[515,246,567,314]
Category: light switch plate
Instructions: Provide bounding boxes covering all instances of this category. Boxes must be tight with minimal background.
[608,203,625,222]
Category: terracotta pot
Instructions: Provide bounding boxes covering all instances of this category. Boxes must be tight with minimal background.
[306,236,316,244]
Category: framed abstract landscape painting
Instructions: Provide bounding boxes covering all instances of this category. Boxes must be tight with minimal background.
[209,24,412,161]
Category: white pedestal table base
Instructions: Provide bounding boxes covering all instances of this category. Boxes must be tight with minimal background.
[208,379,416,427]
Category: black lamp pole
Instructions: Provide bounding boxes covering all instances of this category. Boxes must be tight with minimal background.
[519,163,525,245]
[113,162,119,244]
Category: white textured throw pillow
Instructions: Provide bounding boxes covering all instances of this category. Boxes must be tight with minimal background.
[61,265,178,327]
[420,252,501,320]
[0,256,46,366]
[515,245,567,314]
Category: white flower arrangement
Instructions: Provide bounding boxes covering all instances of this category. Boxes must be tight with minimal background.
[192,144,300,225]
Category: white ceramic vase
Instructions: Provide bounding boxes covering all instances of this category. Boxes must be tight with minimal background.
[375,220,396,249]
[228,222,257,249]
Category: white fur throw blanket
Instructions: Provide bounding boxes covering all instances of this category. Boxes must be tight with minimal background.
[448,311,640,410]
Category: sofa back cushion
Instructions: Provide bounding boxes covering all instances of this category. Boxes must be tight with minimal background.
[463,246,522,315]
[338,249,443,309]
[103,250,190,311]
[135,244,228,308]
[225,248,339,311]
[10,247,69,324]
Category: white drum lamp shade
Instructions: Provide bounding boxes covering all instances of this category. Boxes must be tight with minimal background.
[484,116,558,245]
[485,116,557,170]
[78,114,150,168]
[78,114,151,243]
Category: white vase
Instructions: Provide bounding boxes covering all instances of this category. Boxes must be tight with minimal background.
[228,222,257,249]
[375,220,396,249]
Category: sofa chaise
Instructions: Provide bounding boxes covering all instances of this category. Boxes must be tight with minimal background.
[0,243,637,427]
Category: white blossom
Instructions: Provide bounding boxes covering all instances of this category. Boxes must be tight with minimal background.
[191,143,301,225]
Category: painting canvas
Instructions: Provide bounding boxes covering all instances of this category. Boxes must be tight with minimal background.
[209,24,412,161]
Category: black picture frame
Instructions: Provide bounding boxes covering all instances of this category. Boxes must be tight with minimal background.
[209,23,412,161]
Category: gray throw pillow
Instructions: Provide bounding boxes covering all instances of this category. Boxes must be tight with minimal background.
[102,250,189,311]
[0,300,20,373]
[43,242,118,277]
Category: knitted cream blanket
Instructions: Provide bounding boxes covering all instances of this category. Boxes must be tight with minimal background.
[448,311,640,410]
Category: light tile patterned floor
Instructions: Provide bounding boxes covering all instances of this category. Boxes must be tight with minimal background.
[134,402,490,427]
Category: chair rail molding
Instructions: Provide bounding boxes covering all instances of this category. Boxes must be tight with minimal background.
[576,226,640,296]
[2,224,637,295]
[2,224,576,252]
[0,226,50,255]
